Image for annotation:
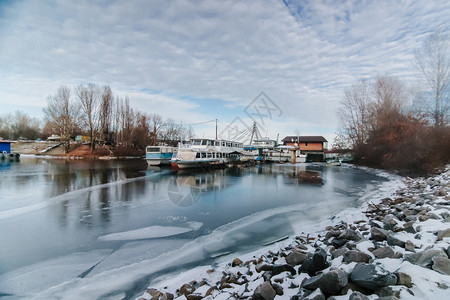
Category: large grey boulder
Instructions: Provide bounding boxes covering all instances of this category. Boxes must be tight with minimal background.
[404,249,448,268]
[372,246,395,259]
[272,264,296,276]
[343,250,371,263]
[383,215,398,231]
[298,248,329,276]
[437,228,450,241]
[395,271,412,288]
[386,234,406,248]
[286,250,308,266]
[371,227,388,241]
[349,263,397,292]
[339,229,363,242]
[252,281,276,300]
[302,268,348,295]
[432,256,450,275]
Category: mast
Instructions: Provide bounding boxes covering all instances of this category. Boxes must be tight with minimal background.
[215,119,218,140]
[249,122,255,145]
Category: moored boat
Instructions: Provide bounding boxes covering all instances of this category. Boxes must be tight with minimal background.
[170,138,246,170]
[145,146,176,166]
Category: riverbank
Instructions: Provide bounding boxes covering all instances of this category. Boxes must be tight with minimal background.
[12,142,144,159]
[137,166,450,300]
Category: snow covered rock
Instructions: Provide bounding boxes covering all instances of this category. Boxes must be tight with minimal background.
[371,246,395,259]
[252,281,276,300]
[286,250,308,266]
[394,271,412,288]
[349,263,397,292]
[436,228,450,241]
[338,229,363,242]
[431,256,450,275]
[302,268,348,295]
[371,227,388,241]
[298,248,329,276]
[404,249,448,268]
[343,250,371,263]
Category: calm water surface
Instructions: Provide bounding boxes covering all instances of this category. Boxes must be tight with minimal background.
[0,157,387,299]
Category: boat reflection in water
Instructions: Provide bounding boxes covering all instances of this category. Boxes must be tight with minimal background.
[167,170,230,207]
[265,164,323,185]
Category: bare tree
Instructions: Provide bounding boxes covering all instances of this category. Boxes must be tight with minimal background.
[415,25,450,127]
[76,83,102,152]
[0,111,41,140]
[43,86,79,151]
[372,75,410,127]
[150,113,164,146]
[100,86,114,144]
[336,80,372,150]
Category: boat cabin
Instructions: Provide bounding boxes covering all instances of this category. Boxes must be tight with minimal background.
[281,136,328,161]
[189,139,243,149]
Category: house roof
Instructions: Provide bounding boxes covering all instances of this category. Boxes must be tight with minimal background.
[281,136,328,143]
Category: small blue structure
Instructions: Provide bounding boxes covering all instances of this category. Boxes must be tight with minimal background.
[0,140,12,153]
[0,140,19,161]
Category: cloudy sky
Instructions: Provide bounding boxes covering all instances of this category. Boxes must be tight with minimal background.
[0,0,449,143]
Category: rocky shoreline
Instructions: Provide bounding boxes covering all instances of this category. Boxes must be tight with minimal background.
[137,166,450,300]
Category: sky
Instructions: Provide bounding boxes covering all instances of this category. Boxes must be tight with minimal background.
[0,0,449,144]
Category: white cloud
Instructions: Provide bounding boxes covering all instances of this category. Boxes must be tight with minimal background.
[0,0,449,142]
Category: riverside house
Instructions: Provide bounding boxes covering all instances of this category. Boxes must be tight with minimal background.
[281,136,328,161]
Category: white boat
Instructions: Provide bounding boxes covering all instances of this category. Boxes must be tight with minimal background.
[145,146,176,166]
[170,138,247,169]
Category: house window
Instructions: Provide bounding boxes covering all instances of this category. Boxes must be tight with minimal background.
[305,142,308,147]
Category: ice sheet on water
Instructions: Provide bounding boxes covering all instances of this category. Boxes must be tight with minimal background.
[87,239,190,276]
[12,202,311,299]
[0,249,112,296]
[97,221,203,241]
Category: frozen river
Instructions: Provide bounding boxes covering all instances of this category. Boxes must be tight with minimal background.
[0,157,389,299]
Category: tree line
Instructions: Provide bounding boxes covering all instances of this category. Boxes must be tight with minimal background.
[335,26,449,175]
[0,84,193,154]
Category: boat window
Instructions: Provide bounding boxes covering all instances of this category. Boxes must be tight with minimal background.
[146,147,160,152]
[201,153,206,158]
[222,142,226,146]
[193,140,201,145]
[201,140,207,145]
[214,141,220,146]
[206,140,211,146]
[172,152,177,158]
[227,142,231,147]
[207,153,212,158]
[196,152,200,158]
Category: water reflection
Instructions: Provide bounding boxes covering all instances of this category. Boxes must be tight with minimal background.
[167,169,231,207]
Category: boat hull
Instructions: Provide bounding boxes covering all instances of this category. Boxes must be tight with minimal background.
[171,159,224,170]
[145,151,173,166]
[146,158,171,166]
